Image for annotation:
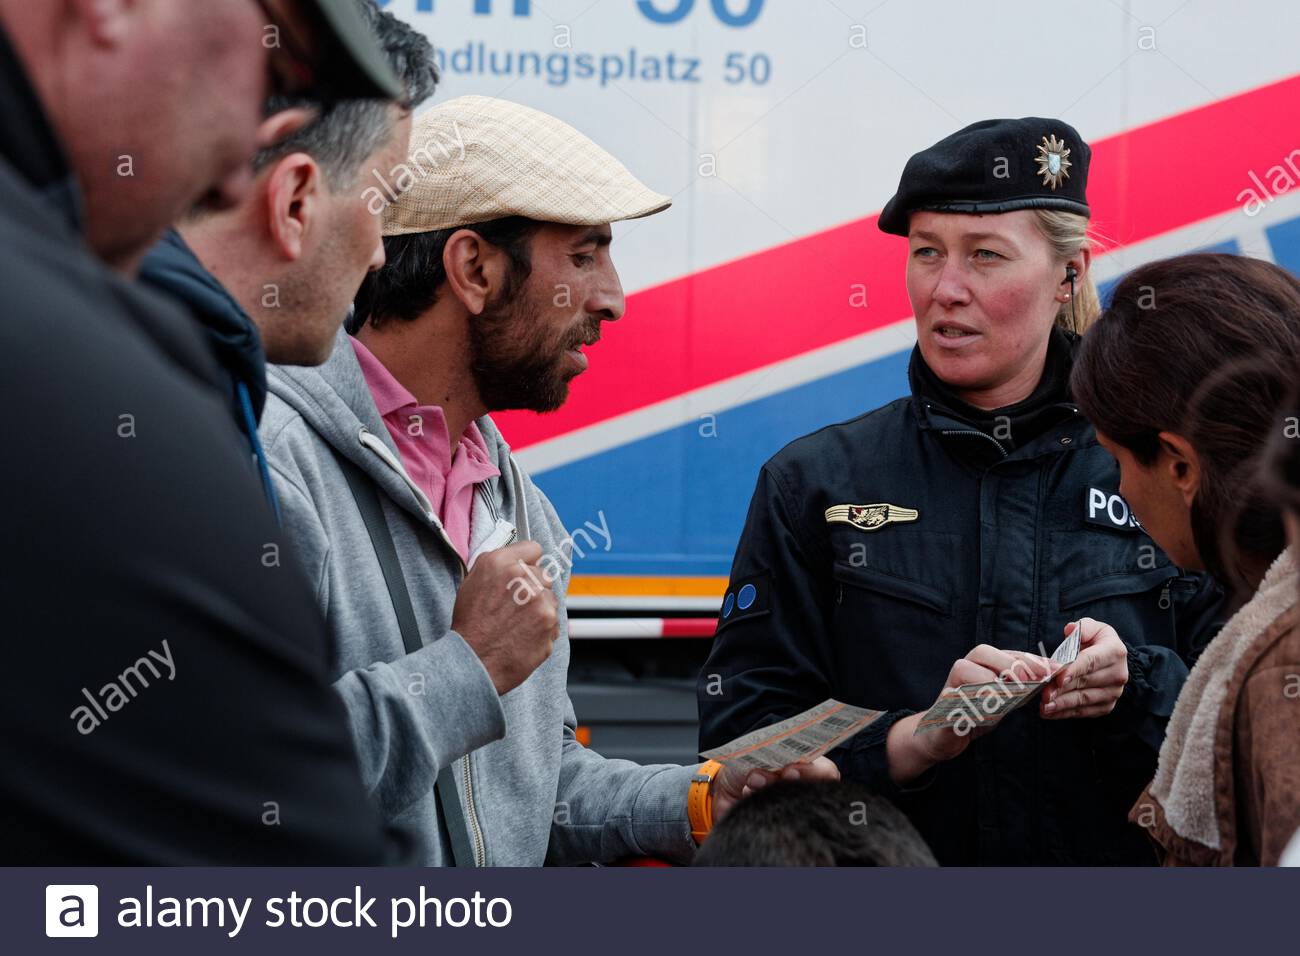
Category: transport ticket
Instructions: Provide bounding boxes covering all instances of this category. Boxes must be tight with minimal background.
[700,699,885,772]
[914,628,1082,735]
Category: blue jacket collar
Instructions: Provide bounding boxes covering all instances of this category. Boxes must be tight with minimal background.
[139,228,268,422]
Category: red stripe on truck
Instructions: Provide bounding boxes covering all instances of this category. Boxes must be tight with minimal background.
[495,71,1300,451]
[660,618,719,638]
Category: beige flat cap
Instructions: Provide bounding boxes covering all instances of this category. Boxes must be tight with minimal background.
[382,95,671,237]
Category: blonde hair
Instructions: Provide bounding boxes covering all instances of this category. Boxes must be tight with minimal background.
[1032,209,1101,334]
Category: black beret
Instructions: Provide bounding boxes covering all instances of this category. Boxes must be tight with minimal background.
[878,117,1091,236]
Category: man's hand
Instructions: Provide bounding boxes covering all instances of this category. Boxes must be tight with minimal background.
[710,756,840,825]
[1041,618,1128,719]
[450,541,560,696]
[886,645,1056,784]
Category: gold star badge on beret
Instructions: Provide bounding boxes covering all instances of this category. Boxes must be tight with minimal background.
[1035,134,1072,190]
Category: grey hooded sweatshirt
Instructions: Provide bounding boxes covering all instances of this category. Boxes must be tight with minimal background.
[259,327,698,866]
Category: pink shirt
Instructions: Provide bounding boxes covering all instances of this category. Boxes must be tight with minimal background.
[351,337,500,563]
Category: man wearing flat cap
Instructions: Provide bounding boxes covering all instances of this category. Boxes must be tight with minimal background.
[700,117,1224,865]
[260,96,838,866]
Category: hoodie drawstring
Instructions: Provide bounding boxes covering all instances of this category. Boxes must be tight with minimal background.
[237,381,282,525]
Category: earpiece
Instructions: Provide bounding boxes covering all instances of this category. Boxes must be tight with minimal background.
[1065,265,1078,328]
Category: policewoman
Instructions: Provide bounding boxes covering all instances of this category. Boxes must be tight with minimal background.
[698,118,1224,865]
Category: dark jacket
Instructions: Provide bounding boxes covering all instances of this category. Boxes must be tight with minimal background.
[0,25,390,863]
[699,331,1225,865]
[140,229,281,518]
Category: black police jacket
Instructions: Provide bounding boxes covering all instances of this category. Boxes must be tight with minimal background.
[698,336,1225,865]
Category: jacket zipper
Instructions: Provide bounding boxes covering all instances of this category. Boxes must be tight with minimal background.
[475,482,517,547]
[462,754,486,866]
[940,428,1009,458]
[356,426,490,867]
[459,485,505,866]
[1159,574,1199,611]
[462,475,516,865]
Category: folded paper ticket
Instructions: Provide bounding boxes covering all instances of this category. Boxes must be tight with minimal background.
[914,628,1082,736]
[700,699,885,772]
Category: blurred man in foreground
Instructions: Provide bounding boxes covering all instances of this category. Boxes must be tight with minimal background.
[0,0,407,862]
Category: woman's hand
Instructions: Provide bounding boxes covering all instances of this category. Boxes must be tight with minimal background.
[887,645,1055,784]
[1041,618,1129,719]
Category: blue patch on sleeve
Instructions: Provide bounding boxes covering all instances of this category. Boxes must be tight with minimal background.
[715,573,771,633]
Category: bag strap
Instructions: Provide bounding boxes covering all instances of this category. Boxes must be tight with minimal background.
[334,449,478,868]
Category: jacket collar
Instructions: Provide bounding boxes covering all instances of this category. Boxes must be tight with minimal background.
[0,21,83,233]
[910,327,1085,466]
[138,229,268,421]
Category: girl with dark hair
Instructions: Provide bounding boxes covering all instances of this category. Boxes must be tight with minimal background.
[1072,252,1300,865]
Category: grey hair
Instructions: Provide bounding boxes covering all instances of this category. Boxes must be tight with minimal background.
[252,0,438,188]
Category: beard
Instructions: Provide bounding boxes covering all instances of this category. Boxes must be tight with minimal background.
[468,289,601,414]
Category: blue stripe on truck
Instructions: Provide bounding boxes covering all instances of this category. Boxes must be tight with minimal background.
[532,349,912,579]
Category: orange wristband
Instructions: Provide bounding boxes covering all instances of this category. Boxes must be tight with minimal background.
[688,759,723,845]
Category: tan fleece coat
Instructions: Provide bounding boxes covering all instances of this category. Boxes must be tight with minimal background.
[1131,547,1300,865]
